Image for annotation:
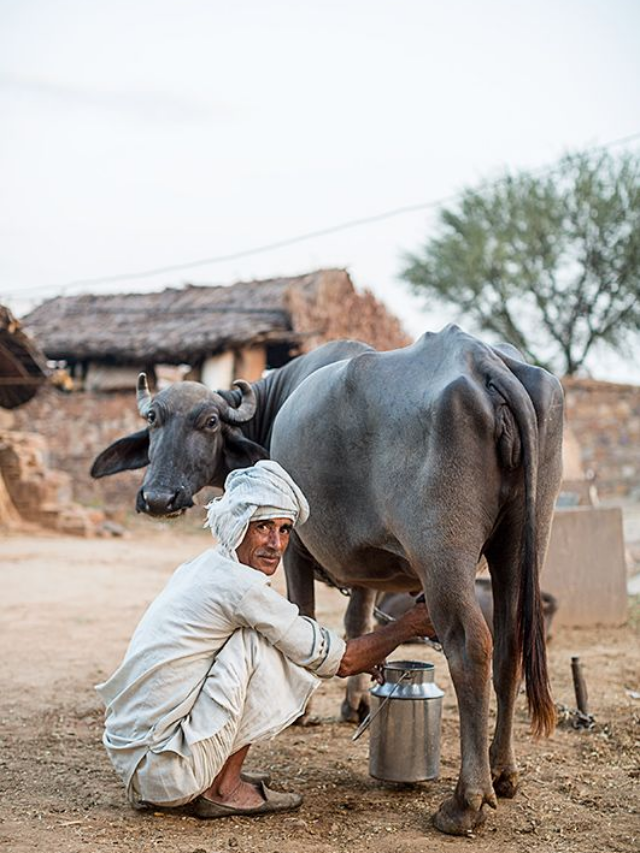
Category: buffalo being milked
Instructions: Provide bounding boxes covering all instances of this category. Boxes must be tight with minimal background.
[92,325,564,836]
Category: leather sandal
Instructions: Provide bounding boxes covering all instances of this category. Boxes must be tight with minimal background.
[194,781,302,819]
[241,770,271,786]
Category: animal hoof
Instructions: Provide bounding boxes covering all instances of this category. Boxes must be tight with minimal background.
[293,713,321,727]
[432,795,490,837]
[492,768,519,799]
[340,697,369,724]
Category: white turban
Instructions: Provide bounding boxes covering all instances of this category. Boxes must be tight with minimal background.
[205,460,310,559]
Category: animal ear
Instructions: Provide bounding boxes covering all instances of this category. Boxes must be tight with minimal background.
[222,430,269,471]
[90,430,150,478]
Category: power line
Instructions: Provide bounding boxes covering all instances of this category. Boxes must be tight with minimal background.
[6,130,640,300]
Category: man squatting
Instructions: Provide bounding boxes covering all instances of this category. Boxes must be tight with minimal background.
[97,461,433,818]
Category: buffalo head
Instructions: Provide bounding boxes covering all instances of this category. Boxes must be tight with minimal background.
[90,373,268,517]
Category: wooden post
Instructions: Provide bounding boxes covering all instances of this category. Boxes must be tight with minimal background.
[571,656,589,716]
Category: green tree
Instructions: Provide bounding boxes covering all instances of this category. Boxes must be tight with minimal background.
[402,150,640,375]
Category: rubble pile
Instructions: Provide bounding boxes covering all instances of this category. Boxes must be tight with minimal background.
[0,429,109,536]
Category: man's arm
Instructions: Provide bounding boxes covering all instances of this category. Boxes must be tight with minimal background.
[236,580,347,676]
[336,603,435,678]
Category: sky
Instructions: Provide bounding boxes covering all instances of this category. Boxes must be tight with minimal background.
[1,0,639,381]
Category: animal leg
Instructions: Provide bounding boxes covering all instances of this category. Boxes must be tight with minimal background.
[485,534,521,799]
[283,533,317,725]
[283,531,316,618]
[341,586,377,724]
[486,442,561,797]
[422,555,497,836]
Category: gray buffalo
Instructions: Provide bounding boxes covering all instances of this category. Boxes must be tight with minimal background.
[91,326,564,836]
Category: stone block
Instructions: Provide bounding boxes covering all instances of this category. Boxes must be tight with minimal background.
[542,507,628,627]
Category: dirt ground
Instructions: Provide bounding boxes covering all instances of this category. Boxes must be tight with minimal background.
[1,527,639,853]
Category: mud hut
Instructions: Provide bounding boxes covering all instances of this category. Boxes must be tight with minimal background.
[0,305,109,534]
[14,270,409,509]
[0,305,47,409]
[21,269,410,391]
[0,306,47,528]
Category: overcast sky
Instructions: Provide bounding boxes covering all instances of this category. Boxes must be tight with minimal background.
[1,0,639,380]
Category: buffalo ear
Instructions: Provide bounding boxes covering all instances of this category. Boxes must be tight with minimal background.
[223,430,269,471]
[90,430,150,478]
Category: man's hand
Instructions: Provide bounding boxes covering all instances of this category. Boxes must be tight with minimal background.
[395,602,436,641]
[368,663,385,684]
[337,599,436,679]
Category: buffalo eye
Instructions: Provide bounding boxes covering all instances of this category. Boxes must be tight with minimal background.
[146,410,156,425]
[205,414,219,430]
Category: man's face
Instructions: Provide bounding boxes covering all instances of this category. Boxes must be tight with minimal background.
[235,517,293,576]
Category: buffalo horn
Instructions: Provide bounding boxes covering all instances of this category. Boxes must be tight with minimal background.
[137,373,152,417]
[219,380,257,424]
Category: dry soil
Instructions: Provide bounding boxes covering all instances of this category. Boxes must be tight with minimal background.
[0,528,638,853]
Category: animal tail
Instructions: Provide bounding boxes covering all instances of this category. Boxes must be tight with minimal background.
[489,369,557,739]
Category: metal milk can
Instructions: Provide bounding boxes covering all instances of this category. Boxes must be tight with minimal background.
[357,660,444,783]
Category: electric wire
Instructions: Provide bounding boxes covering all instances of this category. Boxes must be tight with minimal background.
[4,130,640,301]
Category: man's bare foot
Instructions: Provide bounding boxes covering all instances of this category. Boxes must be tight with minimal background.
[201,779,264,810]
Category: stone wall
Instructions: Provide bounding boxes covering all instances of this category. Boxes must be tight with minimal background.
[10,386,143,514]
[542,506,627,626]
[0,427,109,535]
[562,377,640,500]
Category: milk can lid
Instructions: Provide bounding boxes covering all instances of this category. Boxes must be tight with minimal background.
[370,659,444,699]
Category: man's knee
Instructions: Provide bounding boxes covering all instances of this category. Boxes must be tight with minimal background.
[222,627,267,670]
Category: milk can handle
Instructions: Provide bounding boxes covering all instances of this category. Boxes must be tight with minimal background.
[351,671,412,742]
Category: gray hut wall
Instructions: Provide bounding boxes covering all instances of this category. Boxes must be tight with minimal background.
[234,345,268,383]
[201,351,235,390]
[196,346,268,388]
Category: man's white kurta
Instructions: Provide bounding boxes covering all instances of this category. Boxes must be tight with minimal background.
[96,545,346,801]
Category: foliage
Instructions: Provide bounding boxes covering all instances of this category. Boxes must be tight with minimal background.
[402,150,640,375]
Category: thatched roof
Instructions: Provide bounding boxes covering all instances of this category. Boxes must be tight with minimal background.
[0,306,48,409]
[22,269,410,366]
[22,274,305,365]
